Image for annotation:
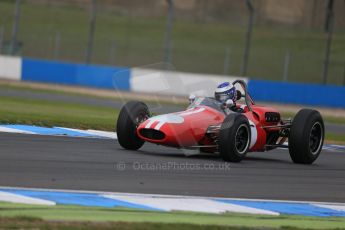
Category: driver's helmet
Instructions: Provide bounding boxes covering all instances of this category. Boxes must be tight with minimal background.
[215,82,237,103]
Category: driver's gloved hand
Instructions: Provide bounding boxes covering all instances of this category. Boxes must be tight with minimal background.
[225,99,235,108]
[231,106,244,113]
[234,107,245,113]
[189,94,196,104]
[224,99,244,113]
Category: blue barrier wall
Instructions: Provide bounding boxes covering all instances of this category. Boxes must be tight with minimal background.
[248,80,345,108]
[22,58,130,90]
[18,56,345,108]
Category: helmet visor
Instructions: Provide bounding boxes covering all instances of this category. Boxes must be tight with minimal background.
[215,92,233,102]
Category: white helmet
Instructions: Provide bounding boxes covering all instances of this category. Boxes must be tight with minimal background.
[215,82,237,103]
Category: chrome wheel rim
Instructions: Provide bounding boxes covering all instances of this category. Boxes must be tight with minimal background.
[235,124,250,154]
[309,122,323,155]
[135,111,149,127]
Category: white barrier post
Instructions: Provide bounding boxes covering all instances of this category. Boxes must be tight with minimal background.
[163,0,174,69]
[10,0,21,55]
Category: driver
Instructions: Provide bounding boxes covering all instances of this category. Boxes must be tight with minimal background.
[215,82,243,113]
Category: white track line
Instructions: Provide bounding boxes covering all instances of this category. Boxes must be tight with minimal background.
[83,129,117,139]
[104,194,279,215]
[58,127,117,139]
[0,126,35,134]
[313,204,345,212]
[1,186,345,206]
[0,191,55,206]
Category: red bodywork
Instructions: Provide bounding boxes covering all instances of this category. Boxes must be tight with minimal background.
[137,103,281,153]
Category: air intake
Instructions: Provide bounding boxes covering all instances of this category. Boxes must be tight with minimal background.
[139,129,165,140]
[265,112,280,122]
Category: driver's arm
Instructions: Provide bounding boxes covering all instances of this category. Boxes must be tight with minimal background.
[224,99,244,113]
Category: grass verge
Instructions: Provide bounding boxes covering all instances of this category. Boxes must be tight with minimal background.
[0,94,344,144]
[0,202,344,230]
[325,133,345,144]
[0,80,187,106]
[0,95,119,131]
[281,112,345,126]
[1,81,345,124]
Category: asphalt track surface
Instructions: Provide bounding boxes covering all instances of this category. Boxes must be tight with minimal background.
[0,132,344,203]
[1,87,345,134]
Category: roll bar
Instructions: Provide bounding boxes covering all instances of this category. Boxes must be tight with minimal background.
[232,79,255,111]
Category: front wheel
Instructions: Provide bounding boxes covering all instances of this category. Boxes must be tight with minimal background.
[219,113,251,162]
[289,109,324,164]
[116,101,149,150]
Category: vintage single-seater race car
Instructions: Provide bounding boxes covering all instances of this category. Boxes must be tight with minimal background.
[116,80,324,164]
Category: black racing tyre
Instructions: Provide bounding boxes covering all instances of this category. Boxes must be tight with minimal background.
[219,113,251,162]
[116,101,149,150]
[289,109,324,164]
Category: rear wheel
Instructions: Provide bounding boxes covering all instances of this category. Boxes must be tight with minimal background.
[219,114,251,162]
[116,101,149,150]
[289,109,324,164]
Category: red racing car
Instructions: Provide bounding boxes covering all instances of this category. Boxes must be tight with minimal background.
[117,80,324,164]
